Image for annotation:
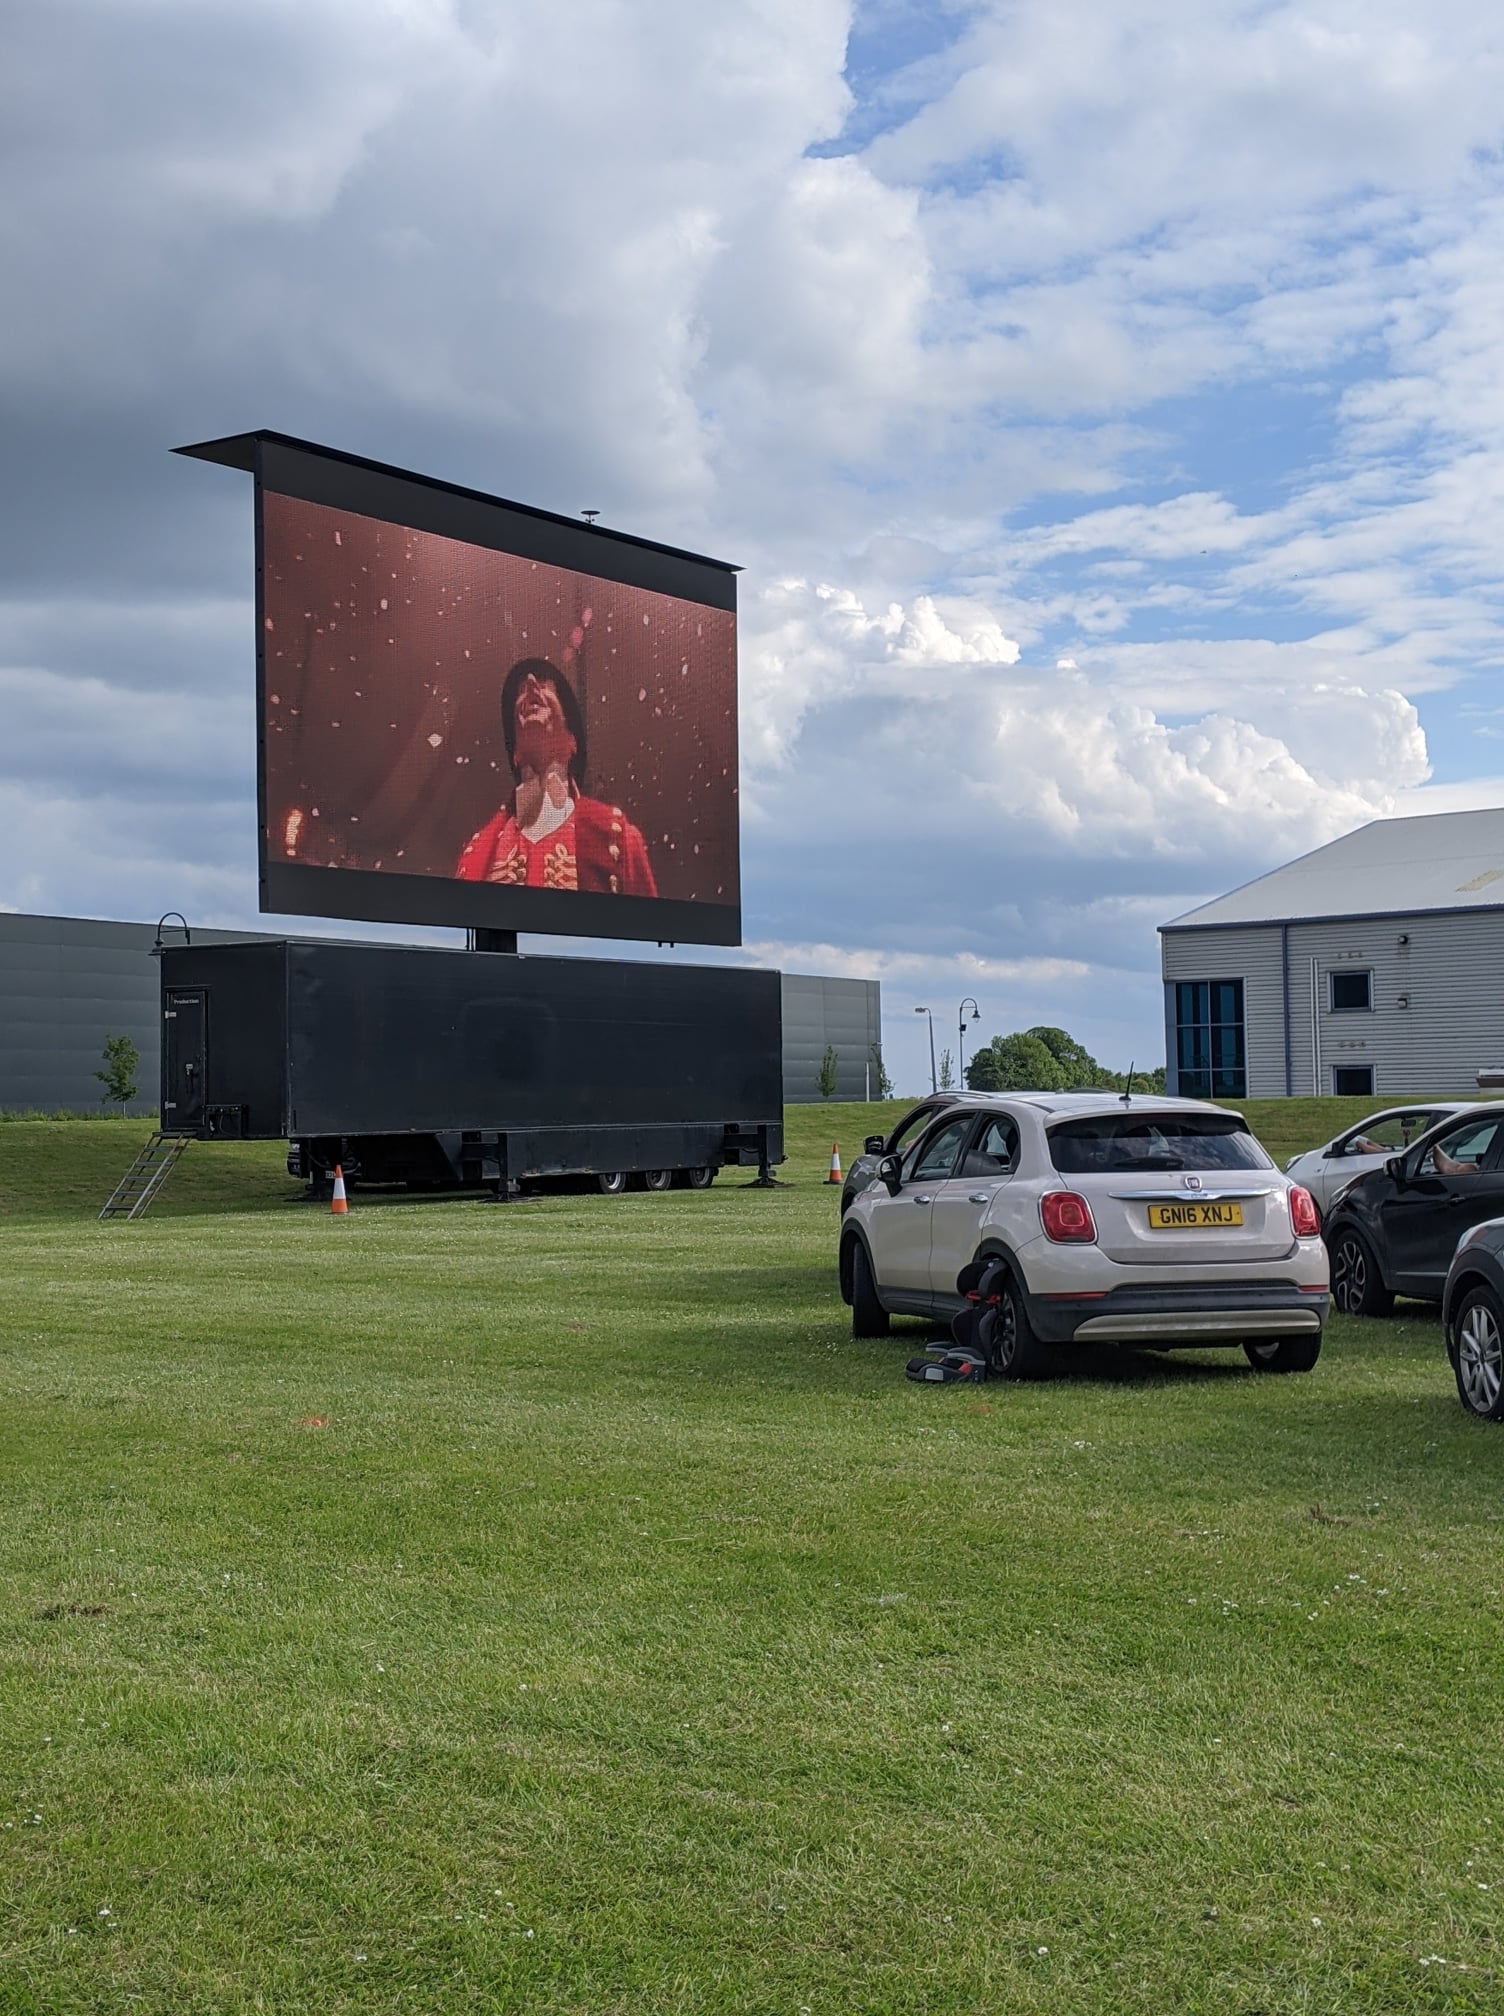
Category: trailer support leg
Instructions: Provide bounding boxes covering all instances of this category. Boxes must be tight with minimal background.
[485,1133,512,1203]
[742,1123,787,1188]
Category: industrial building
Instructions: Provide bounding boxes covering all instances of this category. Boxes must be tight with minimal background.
[779,971,883,1102]
[1160,807,1504,1099]
[0,912,880,1114]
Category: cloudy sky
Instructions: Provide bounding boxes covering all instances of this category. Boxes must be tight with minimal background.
[6,0,1504,1093]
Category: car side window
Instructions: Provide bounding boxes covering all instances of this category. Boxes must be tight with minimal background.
[1420,1118,1504,1176]
[1340,1111,1430,1154]
[961,1116,1018,1179]
[889,1105,942,1157]
[908,1117,975,1184]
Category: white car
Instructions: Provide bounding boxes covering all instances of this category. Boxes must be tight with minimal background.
[1283,1102,1474,1217]
[838,1092,1329,1375]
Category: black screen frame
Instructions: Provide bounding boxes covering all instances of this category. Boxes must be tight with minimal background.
[177,430,742,947]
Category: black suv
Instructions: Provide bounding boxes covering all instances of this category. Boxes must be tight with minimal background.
[1324,1104,1504,1316]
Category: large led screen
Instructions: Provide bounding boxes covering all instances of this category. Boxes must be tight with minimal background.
[183,432,741,944]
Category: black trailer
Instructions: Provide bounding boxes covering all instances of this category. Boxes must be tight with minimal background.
[158,942,783,1194]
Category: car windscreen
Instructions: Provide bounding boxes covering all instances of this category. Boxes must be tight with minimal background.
[1047,1113,1272,1175]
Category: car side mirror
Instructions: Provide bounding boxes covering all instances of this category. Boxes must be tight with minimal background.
[1385,1155,1405,1184]
[863,1135,886,1156]
[878,1154,903,1197]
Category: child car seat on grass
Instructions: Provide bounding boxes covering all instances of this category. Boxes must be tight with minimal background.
[904,1257,1011,1383]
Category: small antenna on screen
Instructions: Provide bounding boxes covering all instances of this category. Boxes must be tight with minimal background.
[1121,1064,1135,1106]
[581,509,600,526]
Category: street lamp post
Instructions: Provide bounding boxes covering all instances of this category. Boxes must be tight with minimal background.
[914,1005,937,1095]
[958,998,981,1084]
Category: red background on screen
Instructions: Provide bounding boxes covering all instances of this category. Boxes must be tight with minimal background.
[261,494,739,906]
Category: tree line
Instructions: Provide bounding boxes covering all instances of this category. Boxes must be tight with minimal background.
[964,1025,1167,1095]
[814,1028,1166,1098]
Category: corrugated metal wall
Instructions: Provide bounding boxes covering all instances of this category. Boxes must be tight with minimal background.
[780,973,883,1103]
[1,914,168,1116]
[0,914,884,1114]
[1162,909,1504,1097]
[0,914,269,1116]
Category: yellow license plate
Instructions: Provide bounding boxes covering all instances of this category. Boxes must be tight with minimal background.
[1147,1201,1244,1230]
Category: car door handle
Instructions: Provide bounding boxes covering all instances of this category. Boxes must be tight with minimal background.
[968,1194,989,1205]
[912,1195,933,1205]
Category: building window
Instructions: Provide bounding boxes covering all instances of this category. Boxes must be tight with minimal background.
[1175,979,1246,1098]
[1333,1064,1375,1097]
[1330,969,1372,1013]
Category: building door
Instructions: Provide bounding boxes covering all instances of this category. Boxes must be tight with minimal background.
[162,988,207,1133]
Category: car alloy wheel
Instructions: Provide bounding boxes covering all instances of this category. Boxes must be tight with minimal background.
[1454,1288,1504,1420]
[992,1276,1050,1380]
[642,1169,674,1192]
[1329,1230,1393,1318]
[686,1165,717,1190]
[597,1170,627,1195]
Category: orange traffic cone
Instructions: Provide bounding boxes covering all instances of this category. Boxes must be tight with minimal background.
[827,1143,843,1184]
[330,1164,349,1216]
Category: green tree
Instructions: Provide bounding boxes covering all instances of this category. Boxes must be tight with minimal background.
[965,1022,1170,1095]
[1025,1025,1103,1089]
[1123,1063,1169,1096]
[869,1044,894,1099]
[965,1032,1067,1092]
[815,1044,839,1099]
[95,1032,141,1113]
[937,1046,955,1091]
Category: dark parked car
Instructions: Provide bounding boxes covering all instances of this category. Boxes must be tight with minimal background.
[839,1095,985,1214]
[1442,1219,1504,1420]
[1324,1104,1504,1317]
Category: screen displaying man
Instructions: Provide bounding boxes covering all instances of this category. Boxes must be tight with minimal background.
[455,658,656,896]
[252,472,739,940]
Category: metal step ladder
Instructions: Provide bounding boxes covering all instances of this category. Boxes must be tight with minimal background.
[99,1132,194,1221]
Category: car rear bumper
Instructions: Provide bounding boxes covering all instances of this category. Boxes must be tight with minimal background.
[1027,1282,1330,1346]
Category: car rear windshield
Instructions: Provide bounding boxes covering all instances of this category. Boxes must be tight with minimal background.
[1047,1113,1271,1175]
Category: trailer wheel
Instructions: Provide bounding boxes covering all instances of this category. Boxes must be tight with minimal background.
[597,1171,628,1196]
[686,1165,717,1190]
[642,1168,674,1192]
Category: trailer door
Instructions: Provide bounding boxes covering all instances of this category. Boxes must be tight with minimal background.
[162,988,208,1133]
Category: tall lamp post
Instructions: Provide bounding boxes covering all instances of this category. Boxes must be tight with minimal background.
[958,998,981,1084]
[914,1005,937,1094]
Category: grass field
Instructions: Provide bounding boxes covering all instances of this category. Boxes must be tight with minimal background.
[2,1099,1501,2013]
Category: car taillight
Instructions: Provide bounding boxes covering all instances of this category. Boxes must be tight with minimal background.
[1289,1185,1320,1238]
[1040,1191,1097,1242]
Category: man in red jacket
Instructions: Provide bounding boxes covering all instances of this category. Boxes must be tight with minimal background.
[454,658,657,897]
